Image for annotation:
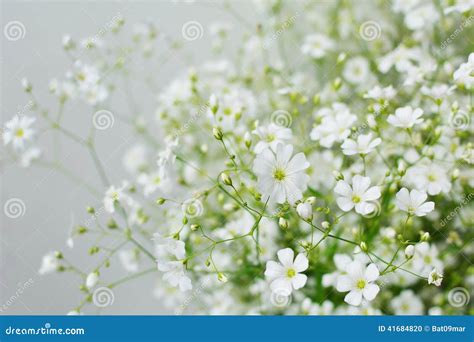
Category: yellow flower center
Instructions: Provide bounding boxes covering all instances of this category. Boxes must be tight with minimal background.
[266,134,275,142]
[352,195,361,203]
[428,174,437,181]
[273,168,286,181]
[424,256,432,264]
[15,128,24,137]
[356,279,366,289]
[287,268,296,278]
[111,191,119,201]
[153,176,161,185]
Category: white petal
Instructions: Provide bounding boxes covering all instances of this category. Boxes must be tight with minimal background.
[346,260,365,279]
[293,253,309,272]
[345,290,363,306]
[362,283,379,301]
[365,263,380,282]
[265,261,286,278]
[291,274,308,290]
[270,277,292,293]
[334,180,352,196]
[337,197,354,212]
[336,275,352,292]
[277,248,295,267]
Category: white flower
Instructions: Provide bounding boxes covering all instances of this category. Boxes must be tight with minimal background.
[72,61,100,90]
[301,33,334,59]
[123,144,148,175]
[86,272,99,289]
[391,290,423,315]
[157,260,192,292]
[3,115,36,151]
[387,106,424,128]
[38,252,59,275]
[19,146,41,167]
[334,175,381,215]
[412,242,443,277]
[336,261,380,306]
[137,170,172,197]
[453,52,474,89]
[265,248,309,294]
[445,0,474,14]
[364,85,396,100]
[103,181,132,213]
[296,201,312,221]
[428,268,443,286]
[253,144,310,204]
[341,133,381,156]
[404,3,439,30]
[252,123,292,153]
[404,160,451,195]
[395,188,434,216]
[342,57,370,84]
[378,45,422,73]
[119,249,140,272]
[310,104,357,148]
[153,233,186,260]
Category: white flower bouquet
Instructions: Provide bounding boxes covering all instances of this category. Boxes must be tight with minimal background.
[3,0,473,315]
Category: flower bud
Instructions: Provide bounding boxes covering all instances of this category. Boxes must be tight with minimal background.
[156,197,166,205]
[190,224,200,231]
[217,272,228,283]
[86,272,99,289]
[220,172,233,186]
[306,196,317,205]
[209,94,219,114]
[404,245,414,259]
[212,127,223,140]
[451,168,459,180]
[21,78,32,92]
[278,217,289,229]
[244,132,252,149]
[333,171,344,181]
[296,202,312,221]
[321,221,330,229]
[360,241,368,252]
[420,232,430,242]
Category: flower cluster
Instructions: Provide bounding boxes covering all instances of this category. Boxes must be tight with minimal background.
[4,0,473,315]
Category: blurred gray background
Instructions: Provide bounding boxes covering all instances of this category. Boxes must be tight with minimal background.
[0,0,256,314]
